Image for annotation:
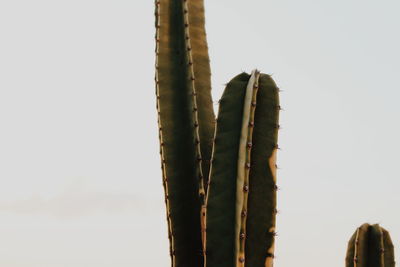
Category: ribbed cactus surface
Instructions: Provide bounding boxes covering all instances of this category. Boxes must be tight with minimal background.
[205,71,279,267]
[155,0,214,265]
[346,223,395,267]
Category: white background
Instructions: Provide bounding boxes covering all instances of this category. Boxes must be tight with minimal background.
[1,0,399,266]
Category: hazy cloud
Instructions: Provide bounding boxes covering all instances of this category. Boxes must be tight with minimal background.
[0,191,143,218]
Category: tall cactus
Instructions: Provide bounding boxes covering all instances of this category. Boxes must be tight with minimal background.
[155,0,214,265]
[346,224,395,267]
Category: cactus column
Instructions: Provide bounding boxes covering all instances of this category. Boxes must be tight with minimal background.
[205,71,280,267]
[155,0,214,266]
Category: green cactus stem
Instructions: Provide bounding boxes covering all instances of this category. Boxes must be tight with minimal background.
[182,0,216,191]
[155,0,215,266]
[346,223,395,267]
[205,70,280,267]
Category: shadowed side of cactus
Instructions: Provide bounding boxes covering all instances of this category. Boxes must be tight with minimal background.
[346,223,395,267]
[245,73,280,267]
[205,70,280,267]
[155,0,215,266]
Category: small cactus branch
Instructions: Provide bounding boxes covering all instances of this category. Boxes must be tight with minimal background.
[346,223,395,267]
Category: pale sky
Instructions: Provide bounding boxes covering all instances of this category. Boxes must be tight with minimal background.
[0,0,399,266]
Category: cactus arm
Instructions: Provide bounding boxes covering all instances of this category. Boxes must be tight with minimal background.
[345,223,395,267]
[205,72,251,267]
[205,71,280,267]
[181,0,215,248]
[155,0,214,265]
[184,0,216,192]
[244,73,280,267]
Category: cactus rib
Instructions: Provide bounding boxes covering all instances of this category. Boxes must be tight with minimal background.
[235,70,261,266]
[154,1,174,262]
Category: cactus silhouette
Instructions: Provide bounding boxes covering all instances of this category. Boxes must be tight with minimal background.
[154,1,396,267]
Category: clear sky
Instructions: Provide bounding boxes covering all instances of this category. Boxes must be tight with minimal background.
[1,0,399,266]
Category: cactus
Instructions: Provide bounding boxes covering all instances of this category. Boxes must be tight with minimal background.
[205,71,279,267]
[154,1,396,267]
[346,223,395,267]
[155,0,279,266]
[155,0,214,265]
